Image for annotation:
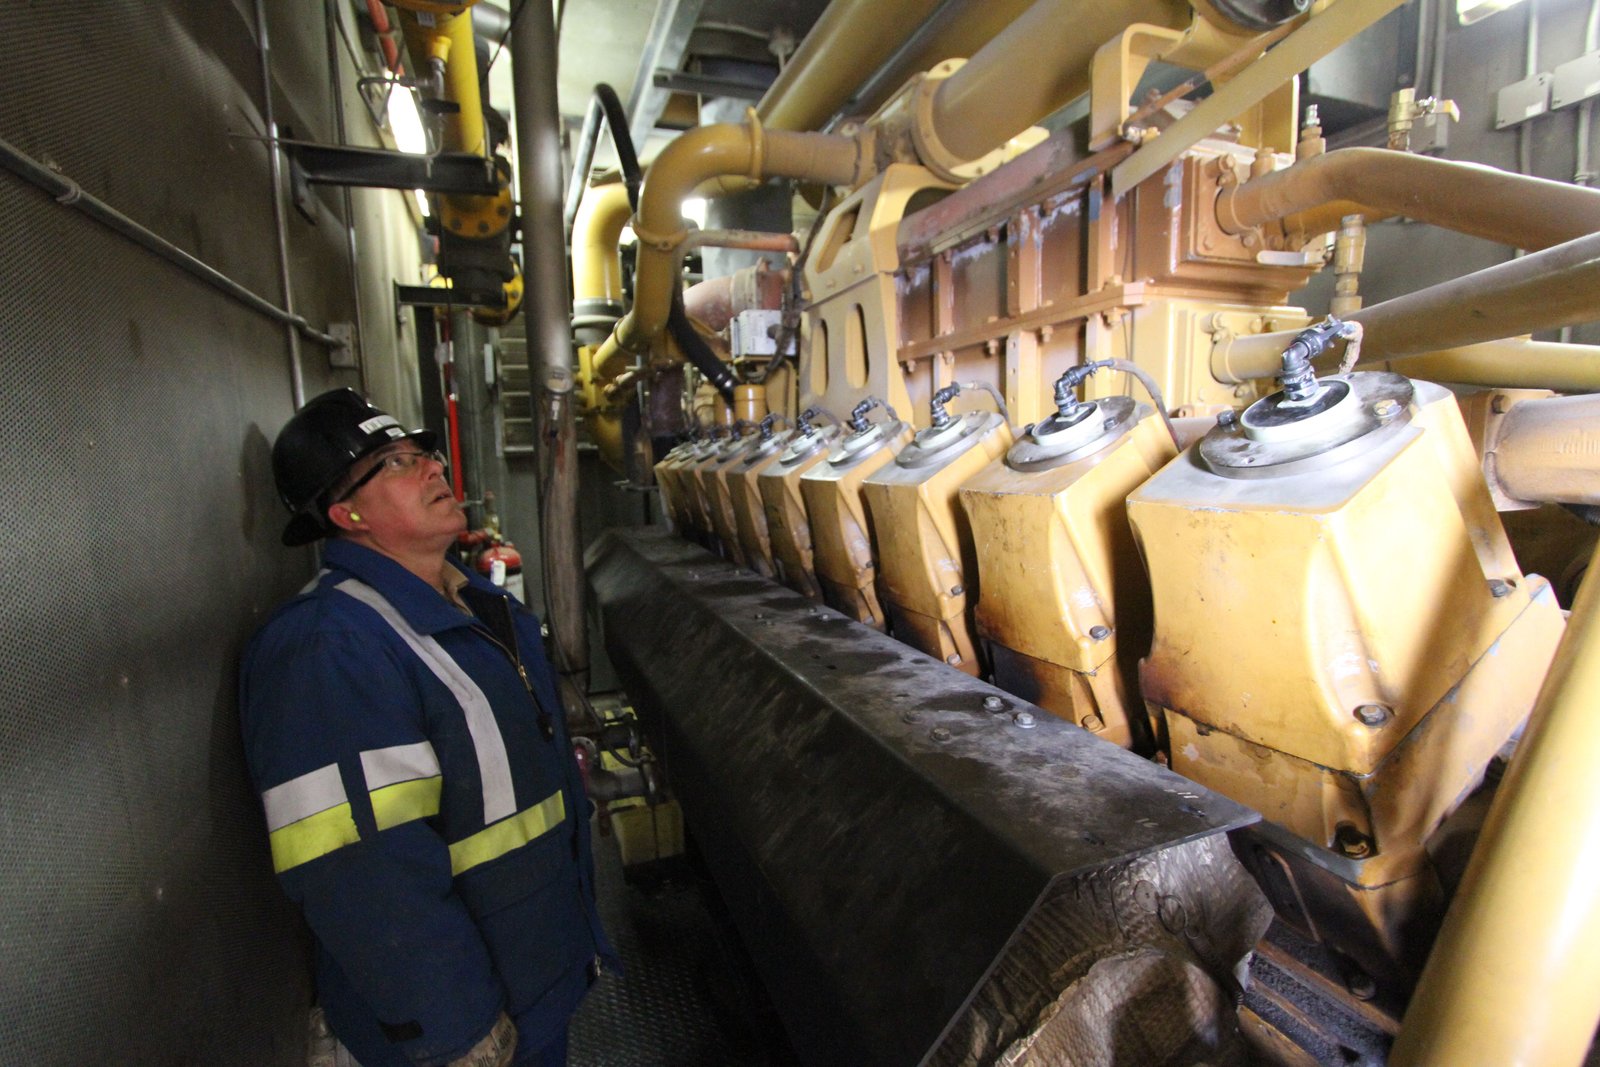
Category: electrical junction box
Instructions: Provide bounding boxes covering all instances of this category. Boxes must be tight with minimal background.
[1553,50,1600,109]
[1496,72,1552,129]
[730,309,786,357]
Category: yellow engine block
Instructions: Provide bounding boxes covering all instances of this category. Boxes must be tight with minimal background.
[961,400,1176,747]
[800,414,912,629]
[758,423,840,599]
[862,410,1013,675]
[1128,373,1566,982]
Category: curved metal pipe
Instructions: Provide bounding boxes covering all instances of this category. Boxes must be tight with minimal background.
[1218,148,1600,246]
[572,182,632,307]
[593,122,862,381]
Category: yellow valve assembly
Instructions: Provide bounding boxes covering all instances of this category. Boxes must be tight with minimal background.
[960,363,1178,748]
[727,415,795,580]
[1126,319,1567,989]
[757,409,840,599]
[801,397,912,629]
[861,383,1013,675]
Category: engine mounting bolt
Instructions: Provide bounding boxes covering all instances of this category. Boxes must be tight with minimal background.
[983,695,1005,713]
[1353,704,1391,727]
[946,654,962,666]
[1334,824,1373,858]
[1089,625,1112,641]
[1488,578,1513,598]
[1217,409,1238,429]
[1347,971,1378,1001]
[1373,398,1401,419]
[949,585,964,597]
[1013,711,1037,728]
[902,711,922,725]
[931,726,952,742]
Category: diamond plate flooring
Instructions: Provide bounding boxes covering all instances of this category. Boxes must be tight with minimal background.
[570,826,797,1067]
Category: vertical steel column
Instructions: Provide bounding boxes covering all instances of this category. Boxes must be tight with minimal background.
[513,0,590,696]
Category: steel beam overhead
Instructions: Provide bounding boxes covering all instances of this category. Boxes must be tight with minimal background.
[626,0,707,150]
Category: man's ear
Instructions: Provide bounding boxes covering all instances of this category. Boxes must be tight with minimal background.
[326,500,364,533]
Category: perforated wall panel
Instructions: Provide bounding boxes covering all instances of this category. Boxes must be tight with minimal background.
[0,2,417,1063]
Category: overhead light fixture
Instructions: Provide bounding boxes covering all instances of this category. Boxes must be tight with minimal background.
[385,87,431,217]
[1458,0,1526,26]
[681,197,707,228]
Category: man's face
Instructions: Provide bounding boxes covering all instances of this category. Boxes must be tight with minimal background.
[333,441,465,550]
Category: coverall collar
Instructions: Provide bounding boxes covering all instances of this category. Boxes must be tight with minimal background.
[322,539,491,636]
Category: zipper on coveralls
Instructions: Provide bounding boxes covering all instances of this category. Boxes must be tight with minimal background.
[469,597,556,741]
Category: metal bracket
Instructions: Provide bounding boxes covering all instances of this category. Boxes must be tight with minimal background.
[394,282,507,309]
[282,140,499,196]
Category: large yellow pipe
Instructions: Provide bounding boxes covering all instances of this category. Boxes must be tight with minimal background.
[1389,537,1600,1067]
[928,0,1195,162]
[755,0,948,133]
[1218,148,1600,247]
[592,122,862,382]
[1360,340,1600,393]
[572,183,632,306]
[1491,393,1600,505]
[395,6,487,157]
[851,0,1038,115]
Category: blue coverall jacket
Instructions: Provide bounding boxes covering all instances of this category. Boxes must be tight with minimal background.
[240,539,616,1066]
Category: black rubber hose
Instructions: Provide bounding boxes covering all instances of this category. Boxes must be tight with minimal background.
[587,84,736,400]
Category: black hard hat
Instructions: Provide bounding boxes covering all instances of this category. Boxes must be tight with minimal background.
[272,388,439,546]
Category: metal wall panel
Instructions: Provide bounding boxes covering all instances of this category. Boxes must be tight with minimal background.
[0,2,423,1062]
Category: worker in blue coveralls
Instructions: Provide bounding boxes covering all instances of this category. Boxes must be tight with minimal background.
[241,388,615,1067]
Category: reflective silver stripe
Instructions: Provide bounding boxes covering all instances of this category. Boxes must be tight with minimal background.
[262,763,347,832]
[299,567,331,595]
[360,740,441,790]
[335,578,517,824]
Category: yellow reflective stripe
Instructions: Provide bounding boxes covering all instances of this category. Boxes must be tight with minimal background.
[269,803,360,873]
[448,791,566,876]
[370,775,443,831]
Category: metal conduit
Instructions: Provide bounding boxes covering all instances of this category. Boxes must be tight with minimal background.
[0,134,340,352]
[1218,147,1600,247]
[326,0,369,393]
[256,0,307,408]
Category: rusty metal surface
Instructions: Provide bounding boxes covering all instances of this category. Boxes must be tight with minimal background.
[586,527,1260,1067]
